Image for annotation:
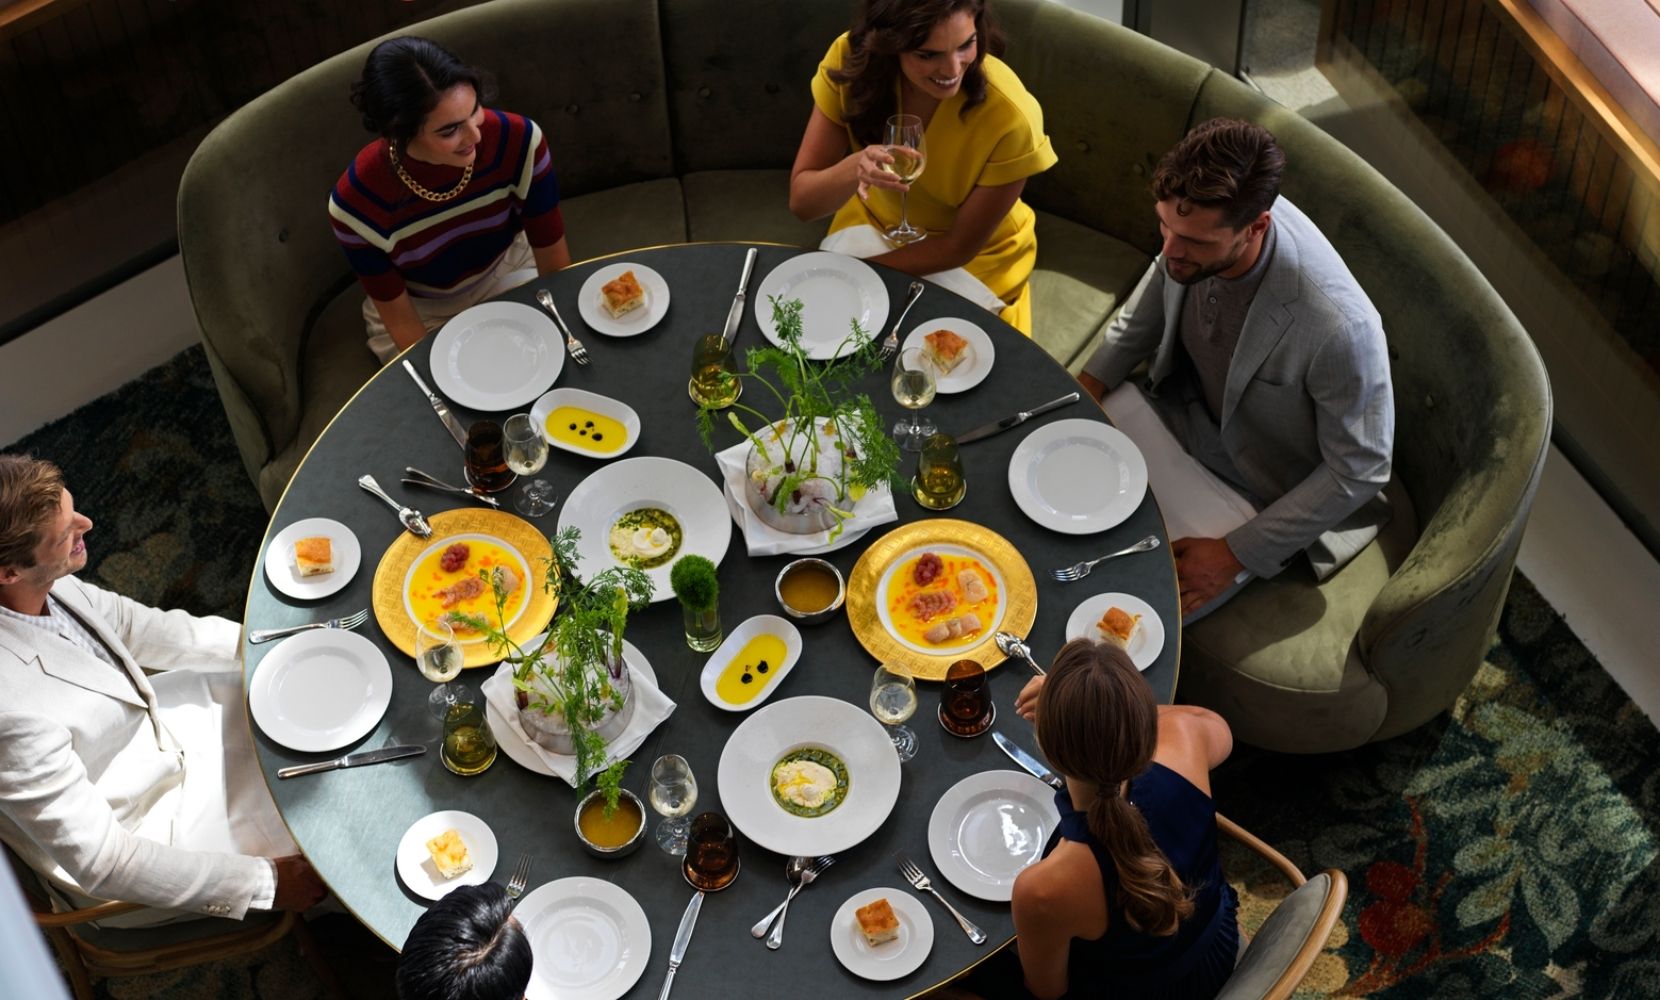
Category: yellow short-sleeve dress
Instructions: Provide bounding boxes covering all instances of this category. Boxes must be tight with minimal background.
[811,33,1057,334]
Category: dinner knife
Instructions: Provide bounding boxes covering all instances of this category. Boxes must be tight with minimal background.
[992,732,1066,792]
[401,360,470,450]
[719,247,759,350]
[658,890,704,1000]
[277,744,426,780]
[955,391,1081,445]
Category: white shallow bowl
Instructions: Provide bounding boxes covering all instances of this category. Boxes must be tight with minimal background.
[395,810,498,901]
[248,629,392,753]
[717,695,901,857]
[528,387,642,459]
[263,517,361,600]
[699,614,803,711]
[829,887,934,981]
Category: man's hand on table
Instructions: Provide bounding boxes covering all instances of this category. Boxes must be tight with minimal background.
[1172,537,1244,617]
[273,854,327,911]
[1015,675,1045,723]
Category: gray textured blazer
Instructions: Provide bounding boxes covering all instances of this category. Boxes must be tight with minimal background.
[1081,197,1394,579]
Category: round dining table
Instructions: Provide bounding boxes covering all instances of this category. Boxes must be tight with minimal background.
[243,242,1180,998]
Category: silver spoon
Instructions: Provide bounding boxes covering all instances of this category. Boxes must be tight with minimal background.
[766,856,831,949]
[994,631,1046,676]
[357,474,432,538]
[750,857,812,939]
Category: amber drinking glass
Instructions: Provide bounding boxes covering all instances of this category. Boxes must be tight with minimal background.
[682,811,741,891]
[464,420,517,493]
[940,658,993,737]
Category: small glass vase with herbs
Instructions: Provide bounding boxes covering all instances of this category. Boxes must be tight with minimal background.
[670,554,722,651]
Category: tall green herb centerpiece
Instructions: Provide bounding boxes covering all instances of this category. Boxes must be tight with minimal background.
[697,296,902,540]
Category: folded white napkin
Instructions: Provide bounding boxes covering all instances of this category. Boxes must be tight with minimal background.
[1100,382,1257,541]
[481,655,675,786]
[819,225,1006,314]
[714,437,897,556]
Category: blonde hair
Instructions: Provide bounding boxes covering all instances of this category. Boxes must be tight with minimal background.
[0,455,65,571]
[1036,639,1194,935]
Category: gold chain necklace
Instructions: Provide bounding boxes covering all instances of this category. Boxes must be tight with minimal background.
[388,144,473,203]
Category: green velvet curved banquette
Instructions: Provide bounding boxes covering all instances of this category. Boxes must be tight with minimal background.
[177,0,1551,752]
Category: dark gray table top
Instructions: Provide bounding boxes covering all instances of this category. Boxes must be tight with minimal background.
[244,243,1179,998]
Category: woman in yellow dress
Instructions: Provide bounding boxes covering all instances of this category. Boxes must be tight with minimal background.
[789,0,1056,334]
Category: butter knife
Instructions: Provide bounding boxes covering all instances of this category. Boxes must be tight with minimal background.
[719,247,759,350]
[658,890,704,1000]
[993,732,1066,792]
[401,360,469,450]
[955,391,1081,445]
[277,745,425,779]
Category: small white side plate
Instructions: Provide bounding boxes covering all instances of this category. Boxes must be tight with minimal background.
[576,263,670,337]
[829,888,934,981]
[264,518,361,600]
[1063,592,1165,671]
[248,629,392,753]
[516,876,651,1000]
[396,810,498,902]
[528,387,642,459]
[901,318,995,393]
[699,614,803,712]
[927,770,1060,902]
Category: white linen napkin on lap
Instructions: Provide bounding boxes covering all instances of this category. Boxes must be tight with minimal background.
[481,660,675,787]
[1100,382,1257,541]
[714,437,897,556]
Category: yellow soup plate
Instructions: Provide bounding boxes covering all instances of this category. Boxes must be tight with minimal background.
[846,519,1036,680]
[372,509,556,668]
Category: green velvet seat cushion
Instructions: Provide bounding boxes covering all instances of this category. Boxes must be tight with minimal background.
[1214,873,1336,998]
[682,170,827,248]
[561,178,690,264]
[1028,211,1150,369]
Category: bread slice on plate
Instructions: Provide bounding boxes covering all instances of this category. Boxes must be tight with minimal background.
[600,270,646,319]
[855,897,901,946]
[293,536,334,576]
[923,328,971,374]
[425,828,473,880]
[1097,606,1142,649]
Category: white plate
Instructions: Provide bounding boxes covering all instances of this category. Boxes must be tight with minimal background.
[395,810,499,901]
[576,263,671,337]
[263,518,361,600]
[429,301,565,411]
[875,543,1009,656]
[516,876,651,1000]
[400,532,532,645]
[529,387,642,459]
[1063,592,1164,671]
[1008,418,1148,534]
[557,457,731,604]
[717,696,902,857]
[829,888,934,982]
[927,770,1061,902]
[488,638,656,777]
[248,629,393,753]
[699,615,803,712]
[900,318,994,393]
[754,252,890,360]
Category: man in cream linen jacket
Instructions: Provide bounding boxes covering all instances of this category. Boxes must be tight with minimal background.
[1079,119,1394,619]
[0,454,324,922]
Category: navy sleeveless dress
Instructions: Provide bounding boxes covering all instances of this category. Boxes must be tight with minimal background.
[1041,762,1239,999]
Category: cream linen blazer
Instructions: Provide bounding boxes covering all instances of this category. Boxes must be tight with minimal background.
[0,576,266,918]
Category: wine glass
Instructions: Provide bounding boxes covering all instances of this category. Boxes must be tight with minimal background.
[415,617,463,718]
[891,347,938,452]
[882,114,927,246]
[869,663,919,761]
[504,413,555,517]
[649,754,699,856]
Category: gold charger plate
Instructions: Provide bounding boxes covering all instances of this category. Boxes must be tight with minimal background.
[846,519,1036,680]
[371,509,557,669]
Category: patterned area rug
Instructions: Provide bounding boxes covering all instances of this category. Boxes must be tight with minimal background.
[9,347,1655,998]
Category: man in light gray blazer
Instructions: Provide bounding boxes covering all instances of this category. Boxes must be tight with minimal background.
[1079,119,1394,619]
[0,454,324,922]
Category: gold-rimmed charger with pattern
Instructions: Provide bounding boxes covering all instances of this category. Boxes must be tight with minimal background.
[372,509,557,668]
[846,519,1036,680]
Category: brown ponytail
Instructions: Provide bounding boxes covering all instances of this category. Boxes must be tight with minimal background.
[1036,639,1195,936]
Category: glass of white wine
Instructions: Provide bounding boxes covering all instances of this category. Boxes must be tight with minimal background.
[504,413,555,517]
[415,617,463,718]
[891,347,938,452]
[870,663,919,762]
[649,754,699,856]
[882,113,927,246]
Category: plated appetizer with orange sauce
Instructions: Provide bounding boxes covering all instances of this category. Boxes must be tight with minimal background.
[884,549,1000,649]
[407,538,529,637]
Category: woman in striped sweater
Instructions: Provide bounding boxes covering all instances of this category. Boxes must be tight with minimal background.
[329,37,571,363]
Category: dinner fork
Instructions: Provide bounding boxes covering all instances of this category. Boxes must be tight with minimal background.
[536,288,590,366]
[248,608,369,644]
[504,853,532,900]
[1050,534,1161,582]
[753,855,835,948]
[878,280,925,359]
[897,854,987,944]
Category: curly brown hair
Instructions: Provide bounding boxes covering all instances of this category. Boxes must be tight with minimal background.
[828,0,1005,147]
[1150,118,1285,229]
[0,455,64,571]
